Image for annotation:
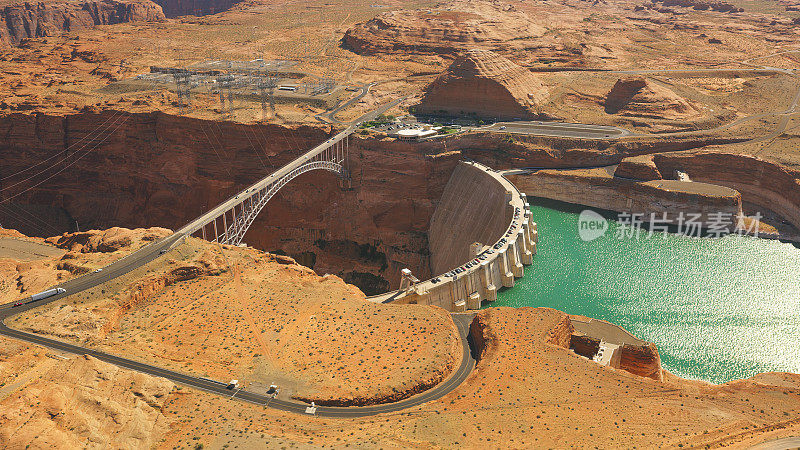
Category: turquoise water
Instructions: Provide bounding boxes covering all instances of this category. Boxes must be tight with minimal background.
[490,199,800,384]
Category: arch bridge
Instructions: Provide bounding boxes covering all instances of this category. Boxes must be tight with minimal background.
[178,127,353,246]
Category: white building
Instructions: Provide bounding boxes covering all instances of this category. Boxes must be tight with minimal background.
[393,128,437,141]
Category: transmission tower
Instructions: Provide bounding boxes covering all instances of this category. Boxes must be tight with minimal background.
[173,70,192,114]
[216,73,235,118]
[258,76,278,120]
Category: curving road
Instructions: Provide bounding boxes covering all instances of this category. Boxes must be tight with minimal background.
[0,99,476,417]
[748,437,800,450]
[1,285,475,417]
[315,83,375,124]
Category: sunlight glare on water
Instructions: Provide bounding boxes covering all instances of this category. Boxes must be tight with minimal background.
[489,199,800,383]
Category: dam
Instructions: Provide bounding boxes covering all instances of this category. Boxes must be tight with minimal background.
[370,160,537,311]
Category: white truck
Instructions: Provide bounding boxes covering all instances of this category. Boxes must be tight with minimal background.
[31,288,66,301]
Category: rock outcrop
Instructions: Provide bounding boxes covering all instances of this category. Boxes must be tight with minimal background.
[0,0,165,47]
[619,343,663,380]
[604,76,701,120]
[149,0,241,18]
[652,151,800,232]
[615,154,663,180]
[46,226,170,253]
[416,50,548,120]
[0,354,174,447]
[341,2,546,57]
[507,167,742,229]
[655,0,744,12]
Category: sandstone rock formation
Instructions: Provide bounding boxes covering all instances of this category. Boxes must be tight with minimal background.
[341,1,546,57]
[652,151,800,232]
[0,0,165,47]
[604,76,701,120]
[654,0,744,12]
[0,226,167,303]
[0,353,174,447]
[149,0,241,18]
[6,228,462,406]
[615,154,663,180]
[46,226,170,253]
[416,50,548,120]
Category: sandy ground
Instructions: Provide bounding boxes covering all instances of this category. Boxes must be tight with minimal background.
[6,228,461,405]
[4,304,798,448]
[0,227,170,305]
[0,237,64,261]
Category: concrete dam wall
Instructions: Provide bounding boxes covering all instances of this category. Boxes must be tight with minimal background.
[428,162,515,275]
[373,161,536,312]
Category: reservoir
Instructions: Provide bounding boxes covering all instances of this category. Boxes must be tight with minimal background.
[490,199,800,384]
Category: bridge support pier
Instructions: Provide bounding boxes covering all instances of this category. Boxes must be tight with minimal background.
[223,212,229,243]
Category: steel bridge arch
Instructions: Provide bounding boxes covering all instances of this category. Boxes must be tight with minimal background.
[201,160,345,246]
[221,160,346,246]
[181,130,352,248]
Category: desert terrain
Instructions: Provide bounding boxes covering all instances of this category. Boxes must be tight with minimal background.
[3,228,461,406]
[2,248,800,447]
[1,0,800,447]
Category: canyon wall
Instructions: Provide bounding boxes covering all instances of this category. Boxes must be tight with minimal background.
[0,0,165,47]
[651,151,800,232]
[0,110,754,294]
[148,0,241,18]
[507,168,743,228]
[0,110,448,294]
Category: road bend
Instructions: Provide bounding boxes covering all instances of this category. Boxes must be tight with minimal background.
[0,98,475,418]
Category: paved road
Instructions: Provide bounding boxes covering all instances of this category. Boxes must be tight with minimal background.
[483,121,631,139]
[1,288,475,417]
[748,437,800,450]
[0,98,475,417]
[315,83,375,124]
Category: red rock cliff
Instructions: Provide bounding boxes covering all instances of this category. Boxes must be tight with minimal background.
[148,0,240,18]
[0,0,165,47]
[0,111,453,294]
[652,151,800,231]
